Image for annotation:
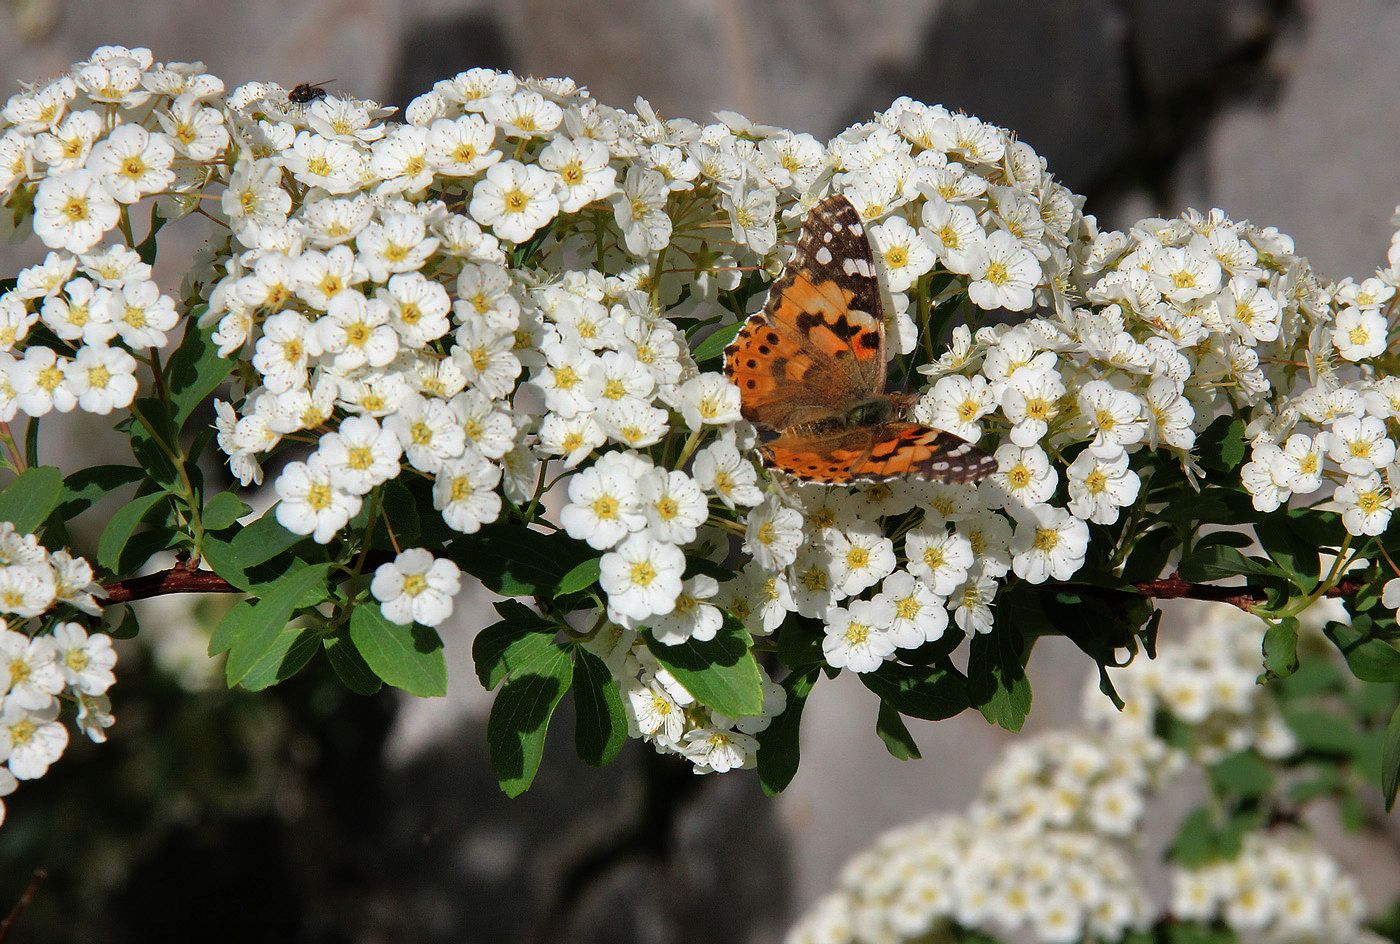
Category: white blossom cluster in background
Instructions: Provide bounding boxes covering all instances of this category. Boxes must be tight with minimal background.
[786,607,1382,944]
[0,523,114,824]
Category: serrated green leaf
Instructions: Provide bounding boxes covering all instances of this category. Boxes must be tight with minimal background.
[968,607,1031,732]
[0,465,63,534]
[96,490,169,573]
[201,491,252,532]
[224,563,332,689]
[756,669,817,796]
[202,510,310,591]
[875,701,922,760]
[1382,703,1400,812]
[555,557,601,597]
[572,648,626,767]
[644,620,763,717]
[487,634,573,797]
[1178,544,1282,583]
[691,321,743,364]
[1197,415,1247,472]
[349,603,447,697]
[1255,511,1318,591]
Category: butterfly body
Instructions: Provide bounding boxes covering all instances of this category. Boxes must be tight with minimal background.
[723,194,996,485]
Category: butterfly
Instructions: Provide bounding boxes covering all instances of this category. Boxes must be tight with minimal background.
[723,194,996,485]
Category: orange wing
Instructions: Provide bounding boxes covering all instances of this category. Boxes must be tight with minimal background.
[761,423,997,485]
[724,195,886,431]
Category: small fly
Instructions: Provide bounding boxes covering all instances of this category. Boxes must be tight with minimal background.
[288,81,332,105]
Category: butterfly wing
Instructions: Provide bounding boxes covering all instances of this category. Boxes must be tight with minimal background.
[724,194,886,431]
[761,423,997,485]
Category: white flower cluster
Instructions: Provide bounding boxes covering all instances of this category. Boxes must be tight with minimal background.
[1173,832,1380,944]
[1082,602,1298,764]
[1236,207,1400,535]
[786,606,1354,944]
[0,522,114,824]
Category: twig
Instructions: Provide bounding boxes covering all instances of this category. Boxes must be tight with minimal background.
[1134,571,1366,612]
[100,567,240,604]
[0,867,47,943]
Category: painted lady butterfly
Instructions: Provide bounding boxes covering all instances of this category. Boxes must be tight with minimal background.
[723,194,996,485]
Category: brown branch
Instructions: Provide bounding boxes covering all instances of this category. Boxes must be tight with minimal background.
[100,566,240,604]
[1135,571,1366,612]
[0,868,46,943]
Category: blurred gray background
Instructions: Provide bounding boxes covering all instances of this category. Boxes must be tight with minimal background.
[5,1,1400,942]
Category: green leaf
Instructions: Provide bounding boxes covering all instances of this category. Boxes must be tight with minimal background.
[1210,750,1274,798]
[201,491,252,532]
[1254,511,1318,591]
[1178,544,1282,583]
[875,702,922,760]
[861,661,969,721]
[1260,617,1300,681]
[487,633,573,797]
[1197,415,1247,472]
[0,465,62,534]
[1284,707,1370,757]
[224,563,332,690]
[96,490,169,573]
[1170,807,1216,867]
[967,611,1031,732]
[756,669,818,796]
[691,321,743,364]
[1383,703,1400,812]
[323,629,383,696]
[555,557,601,597]
[134,203,165,266]
[165,319,234,429]
[644,620,763,718]
[445,521,594,598]
[53,465,145,521]
[202,510,310,591]
[1324,618,1400,683]
[209,599,251,657]
[349,603,448,697]
[572,648,627,767]
[126,398,184,495]
[473,600,557,690]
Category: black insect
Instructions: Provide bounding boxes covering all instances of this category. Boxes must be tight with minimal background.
[288,81,330,105]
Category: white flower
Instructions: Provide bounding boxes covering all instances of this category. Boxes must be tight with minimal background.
[1011,504,1089,583]
[626,678,684,743]
[224,158,287,229]
[87,124,175,203]
[369,125,434,193]
[678,374,742,430]
[538,136,616,212]
[825,526,897,597]
[638,468,707,546]
[875,570,948,648]
[427,113,501,177]
[1067,449,1140,524]
[613,165,671,256]
[318,290,399,371]
[822,599,896,673]
[67,344,138,414]
[681,727,757,774]
[109,279,179,350]
[32,170,119,252]
[469,160,560,243]
[561,463,645,550]
[1219,276,1281,344]
[968,230,1039,311]
[317,415,402,495]
[920,197,984,274]
[1332,303,1388,358]
[274,454,363,543]
[724,180,777,255]
[50,622,117,695]
[984,443,1057,511]
[1000,368,1065,447]
[918,373,993,443]
[433,450,503,534]
[1326,414,1395,475]
[1335,472,1391,536]
[453,320,521,400]
[650,574,723,645]
[12,346,75,416]
[356,211,439,283]
[870,216,936,293]
[371,548,462,627]
[282,131,367,194]
[0,630,62,708]
[1077,380,1146,456]
[905,525,974,595]
[1150,245,1221,302]
[692,441,763,509]
[385,394,465,473]
[0,699,68,780]
[600,534,685,622]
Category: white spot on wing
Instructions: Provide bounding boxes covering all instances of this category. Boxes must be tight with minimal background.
[848,222,864,236]
[814,246,833,264]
